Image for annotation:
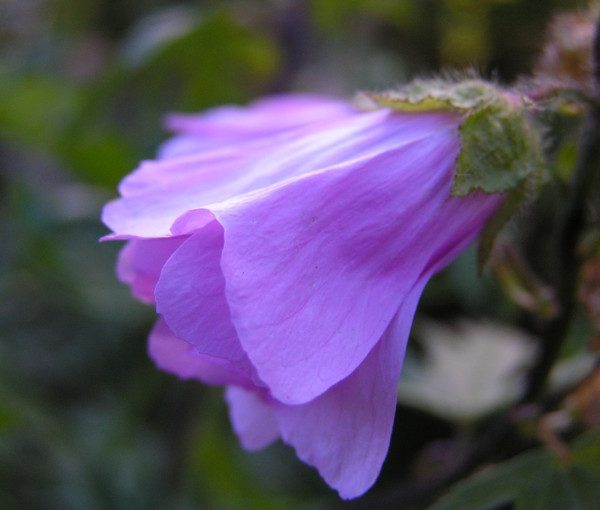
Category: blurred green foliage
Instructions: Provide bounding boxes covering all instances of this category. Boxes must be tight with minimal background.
[0,1,596,509]
[432,432,600,510]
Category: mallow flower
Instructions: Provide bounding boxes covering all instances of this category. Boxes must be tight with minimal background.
[102,93,505,498]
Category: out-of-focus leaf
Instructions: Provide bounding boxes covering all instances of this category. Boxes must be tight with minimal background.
[0,10,279,189]
[439,5,490,66]
[55,125,139,188]
[430,432,600,510]
[0,72,81,150]
[120,5,198,68]
[0,70,137,188]
[187,397,291,510]
[0,382,33,436]
[491,240,558,318]
[311,0,418,32]
[57,10,279,187]
[432,448,553,510]
[129,11,279,113]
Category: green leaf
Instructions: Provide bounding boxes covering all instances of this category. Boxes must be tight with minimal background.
[187,396,293,510]
[129,11,279,112]
[570,431,600,472]
[0,72,81,150]
[430,432,600,510]
[568,467,600,509]
[55,10,280,188]
[430,449,554,510]
[55,124,139,188]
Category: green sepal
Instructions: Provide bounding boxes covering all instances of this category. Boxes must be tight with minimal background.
[365,79,545,199]
[366,77,546,268]
[453,104,545,196]
[477,185,526,270]
[363,78,499,112]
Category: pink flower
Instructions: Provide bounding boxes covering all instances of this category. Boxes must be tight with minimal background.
[102,94,502,498]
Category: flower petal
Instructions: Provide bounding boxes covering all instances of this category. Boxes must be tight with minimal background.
[157,134,220,160]
[273,285,424,499]
[116,236,186,303]
[148,318,252,387]
[154,219,258,381]
[225,386,279,451]
[111,95,355,207]
[210,129,500,404]
[102,110,458,239]
[164,94,354,138]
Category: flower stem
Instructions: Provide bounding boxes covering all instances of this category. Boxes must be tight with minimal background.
[522,15,600,403]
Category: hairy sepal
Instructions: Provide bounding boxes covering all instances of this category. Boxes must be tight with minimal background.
[366,78,547,268]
